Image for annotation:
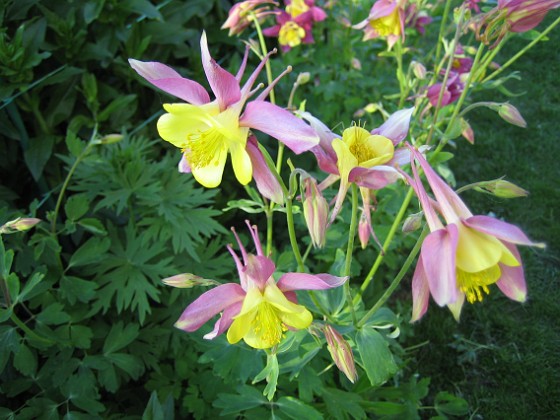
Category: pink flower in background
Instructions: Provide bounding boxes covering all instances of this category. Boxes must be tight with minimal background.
[353,0,406,49]
[222,0,279,36]
[404,4,433,35]
[426,72,464,107]
[170,221,347,349]
[499,0,560,32]
[129,32,318,188]
[477,0,560,47]
[403,145,544,322]
[263,0,327,51]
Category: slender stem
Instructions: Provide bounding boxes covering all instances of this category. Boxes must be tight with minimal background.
[426,6,466,145]
[432,0,454,80]
[266,207,273,256]
[251,12,275,104]
[357,226,428,328]
[355,187,414,302]
[482,16,560,84]
[257,144,304,271]
[10,313,55,344]
[51,126,98,234]
[343,184,360,325]
[0,275,11,308]
[433,42,485,154]
[286,196,305,272]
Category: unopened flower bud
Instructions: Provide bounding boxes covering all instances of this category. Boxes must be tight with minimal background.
[358,212,370,249]
[364,103,380,114]
[410,60,426,79]
[100,134,124,144]
[478,179,529,198]
[302,177,329,248]
[296,72,311,85]
[162,273,219,288]
[246,136,284,204]
[402,211,424,232]
[351,58,362,71]
[324,325,358,383]
[498,103,526,128]
[0,217,41,234]
[461,118,475,144]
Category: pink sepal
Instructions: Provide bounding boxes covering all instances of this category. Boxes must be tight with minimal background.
[277,273,348,292]
[175,283,246,332]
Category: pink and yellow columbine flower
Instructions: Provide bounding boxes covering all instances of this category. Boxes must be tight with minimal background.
[263,0,327,51]
[129,32,318,189]
[222,0,279,36]
[353,0,406,49]
[404,145,544,322]
[477,0,560,47]
[302,108,414,222]
[170,221,347,349]
[426,72,465,107]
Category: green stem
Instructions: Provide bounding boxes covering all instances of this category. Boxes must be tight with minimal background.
[10,313,55,344]
[355,187,414,302]
[426,6,466,146]
[0,275,11,308]
[251,12,275,104]
[357,226,428,328]
[482,16,560,84]
[344,184,359,325]
[286,196,305,272]
[433,42,485,154]
[266,207,273,256]
[432,0,454,81]
[257,144,304,271]
[51,126,98,234]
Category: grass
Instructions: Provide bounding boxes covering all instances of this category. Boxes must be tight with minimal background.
[405,15,560,419]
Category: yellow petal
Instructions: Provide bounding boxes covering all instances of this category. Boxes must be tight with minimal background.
[226,288,262,344]
[229,141,253,185]
[190,145,228,188]
[332,138,358,180]
[263,283,312,329]
[157,103,219,148]
[455,224,504,273]
[360,135,394,167]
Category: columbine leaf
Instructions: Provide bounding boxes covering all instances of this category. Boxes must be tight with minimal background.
[356,328,398,387]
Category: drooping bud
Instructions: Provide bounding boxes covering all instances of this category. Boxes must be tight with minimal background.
[162,273,219,288]
[410,60,426,79]
[0,217,41,234]
[460,118,475,144]
[323,325,358,383]
[246,136,284,204]
[358,211,370,249]
[402,211,424,232]
[498,103,527,128]
[302,177,329,248]
[351,58,362,71]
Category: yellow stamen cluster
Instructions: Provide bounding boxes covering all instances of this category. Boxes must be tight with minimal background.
[279,21,306,47]
[456,265,501,304]
[286,0,310,17]
[183,128,224,169]
[252,302,287,347]
[370,8,401,37]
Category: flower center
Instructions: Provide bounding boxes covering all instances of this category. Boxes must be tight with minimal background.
[252,302,287,347]
[370,8,401,37]
[279,21,306,47]
[456,264,501,304]
[286,0,310,17]
[183,127,226,169]
[342,126,394,166]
